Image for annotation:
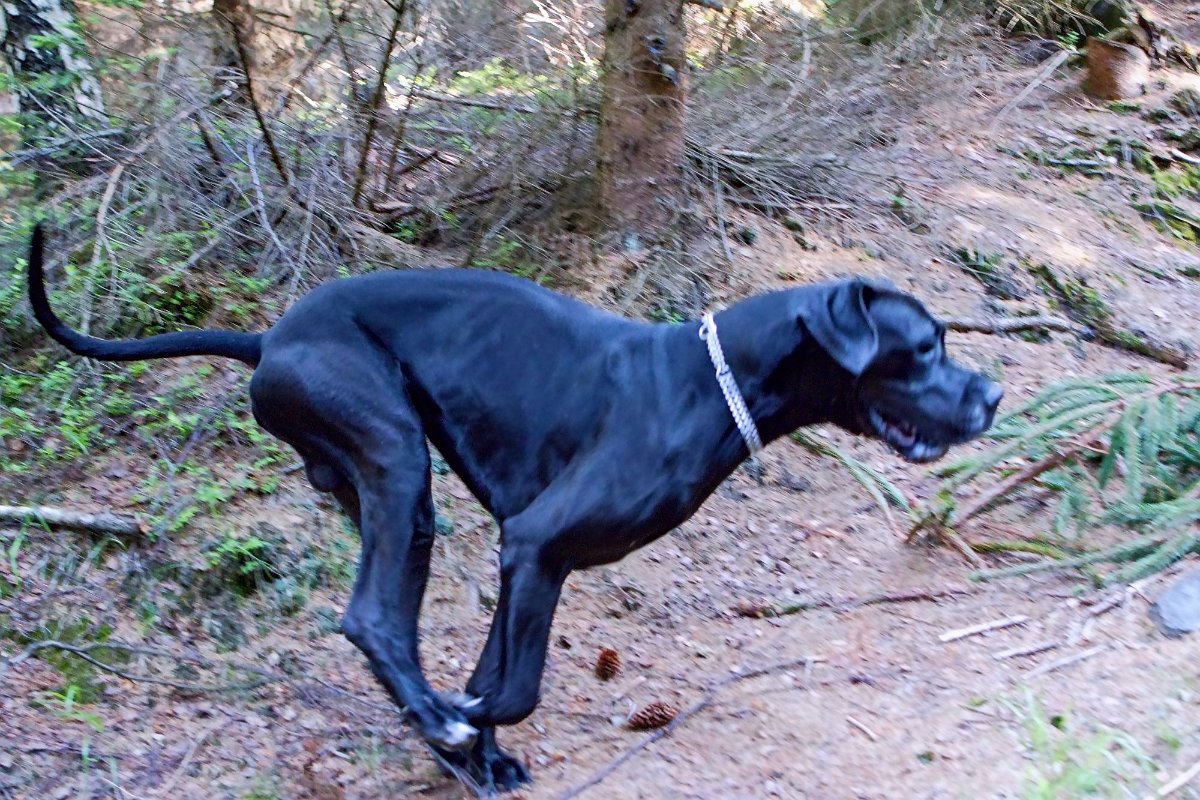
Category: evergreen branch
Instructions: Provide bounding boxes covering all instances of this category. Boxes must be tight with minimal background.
[923,374,1200,584]
[791,431,912,534]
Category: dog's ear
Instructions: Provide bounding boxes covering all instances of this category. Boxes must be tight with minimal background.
[793,279,879,376]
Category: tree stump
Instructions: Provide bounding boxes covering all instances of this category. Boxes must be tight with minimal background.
[1082,37,1150,100]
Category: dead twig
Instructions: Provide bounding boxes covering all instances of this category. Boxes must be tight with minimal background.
[990,50,1070,132]
[846,715,879,742]
[1020,644,1108,681]
[411,88,539,114]
[351,0,408,206]
[4,640,277,693]
[939,614,1029,643]
[0,505,143,536]
[992,640,1060,660]
[555,655,826,799]
[152,717,226,797]
[220,6,290,184]
[1149,757,1200,798]
[945,315,1081,335]
[769,585,974,616]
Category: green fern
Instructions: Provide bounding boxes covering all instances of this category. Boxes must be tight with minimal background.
[791,430,911,529]
[921,373,1200,584]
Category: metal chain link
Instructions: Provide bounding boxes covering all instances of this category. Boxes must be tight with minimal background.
[699,312,763,454]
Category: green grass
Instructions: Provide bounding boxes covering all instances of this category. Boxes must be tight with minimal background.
[1017,691,1156,799]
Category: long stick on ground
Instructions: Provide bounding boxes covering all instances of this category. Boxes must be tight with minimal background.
[555,655,825,799]
[1150,757,1200,798]
[0,505,143,536]
[945,315,1081,335]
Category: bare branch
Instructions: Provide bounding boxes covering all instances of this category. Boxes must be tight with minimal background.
[0,505,143,536]
[945,315,1082,335]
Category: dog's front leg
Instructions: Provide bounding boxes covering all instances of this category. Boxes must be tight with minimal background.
[429,510,572,792]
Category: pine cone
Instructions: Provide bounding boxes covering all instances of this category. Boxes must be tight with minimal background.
[627,701,678,731]
[733,600,771,618]
[594,647,621,681]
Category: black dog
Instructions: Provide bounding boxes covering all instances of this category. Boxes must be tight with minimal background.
[26,225,1001,792]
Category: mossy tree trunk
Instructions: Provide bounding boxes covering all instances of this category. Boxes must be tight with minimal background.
[596,0,687,244]
[0,0,106,147]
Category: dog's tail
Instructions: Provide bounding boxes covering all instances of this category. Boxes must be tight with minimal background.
[26,225,262,367]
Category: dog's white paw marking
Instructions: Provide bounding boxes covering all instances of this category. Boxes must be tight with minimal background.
[445,691,484,710]
[442,720,478,749]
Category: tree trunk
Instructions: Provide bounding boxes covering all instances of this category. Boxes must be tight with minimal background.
[212,0,257,102]
[0,0,106,145]
[596,0,687,243]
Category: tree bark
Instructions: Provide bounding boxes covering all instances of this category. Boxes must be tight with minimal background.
[212,0,257,102]
[596,0,688,243]
[0,0,106,145]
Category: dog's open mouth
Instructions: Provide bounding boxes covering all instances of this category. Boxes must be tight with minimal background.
[866,407,948,463]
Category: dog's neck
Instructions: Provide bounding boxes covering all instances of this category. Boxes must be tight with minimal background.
[692,290,855,448]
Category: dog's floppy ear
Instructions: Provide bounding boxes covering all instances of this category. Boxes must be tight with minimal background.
[793,279,879,376]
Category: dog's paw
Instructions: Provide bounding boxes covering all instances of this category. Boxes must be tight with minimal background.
[483,747,531,792]
[412,699,478,751]
[429,736,531,794]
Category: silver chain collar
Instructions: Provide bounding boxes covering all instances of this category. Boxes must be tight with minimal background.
[699,312,763,454]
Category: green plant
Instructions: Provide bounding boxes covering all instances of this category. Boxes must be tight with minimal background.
[33,684,106,733]
[203,532,281,595]
[915,373,1200,585]
[792,429,911,533]
[1016,690,1155,798]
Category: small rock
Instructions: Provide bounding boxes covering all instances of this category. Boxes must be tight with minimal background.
[1150,569,1200,637]
[1014,38,1061,66]
[778,470,812,493]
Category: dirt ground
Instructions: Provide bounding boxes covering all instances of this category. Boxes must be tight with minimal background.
[5,18,1200,800]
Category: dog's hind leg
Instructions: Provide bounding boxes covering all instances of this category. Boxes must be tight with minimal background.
[250,353,476,752]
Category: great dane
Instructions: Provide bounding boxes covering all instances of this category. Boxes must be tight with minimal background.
[26,225,1001,792]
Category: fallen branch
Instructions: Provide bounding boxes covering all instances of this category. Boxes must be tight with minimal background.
[1151,757,1200,798]
[0,505,144,536]
[939,614,1029,643]
[555,655,826,799]
[1020,644,1108,681]
[767,584,974,617]
[945,315,1081,335]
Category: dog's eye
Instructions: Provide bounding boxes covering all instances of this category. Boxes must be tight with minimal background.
[916,340,936,356]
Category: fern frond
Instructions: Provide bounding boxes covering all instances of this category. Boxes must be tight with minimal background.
[1119,396,1146,505]
[1103,531,1199,586]
[791,431,911,524]
[923,371,1200,585]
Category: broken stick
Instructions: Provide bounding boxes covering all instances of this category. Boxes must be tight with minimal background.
[939,614,1029,643]
[0,505,144,536]
[945,315,1081,335]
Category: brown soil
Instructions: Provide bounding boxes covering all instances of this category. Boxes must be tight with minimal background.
[5,23,1200,800]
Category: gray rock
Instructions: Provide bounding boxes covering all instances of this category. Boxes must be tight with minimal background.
[1150,569,1200,638]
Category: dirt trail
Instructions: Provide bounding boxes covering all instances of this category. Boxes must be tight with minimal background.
[5,26,1200,800]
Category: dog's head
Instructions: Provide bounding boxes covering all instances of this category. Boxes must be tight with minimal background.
[793,279,1002,463]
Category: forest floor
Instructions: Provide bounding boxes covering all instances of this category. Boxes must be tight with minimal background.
[5,15,1200,800]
